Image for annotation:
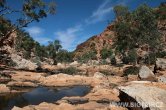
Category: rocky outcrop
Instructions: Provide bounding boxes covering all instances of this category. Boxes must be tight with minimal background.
[10,54,38,70]
[74,23,115,60]
[156,58,166,70]
[85,87,119,103]
[10,71,45,82]
[118,81,166,110]
[138,65,155,79]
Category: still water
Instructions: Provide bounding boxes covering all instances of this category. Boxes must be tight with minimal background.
[0,86,91,110]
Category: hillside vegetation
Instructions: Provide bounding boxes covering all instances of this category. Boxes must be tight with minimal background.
[74,3,166,65]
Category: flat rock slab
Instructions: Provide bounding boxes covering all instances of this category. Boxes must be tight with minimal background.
[118,81,166,110]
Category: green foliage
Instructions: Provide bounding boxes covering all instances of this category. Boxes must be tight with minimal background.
[123,66,139,76]
[156,51,166,58]
[34,43,47,60]
[122,55,130,64]
[59,67,79,75]
[100,59,108,65]
[144,52,156,65]
[78,51,97,63]
[1,0,55,25]
[0,0,55,48]
[101,48,113,59]
[114,4,161,65]
[15,28,64,64]
[128,49,137,64]
[46,40,62,65]
[121,49,137,64]
[15,31,35,59]
[56,50,73,63]
[0,17,13,38]
[156,2,166,20]
[113,5,129,18]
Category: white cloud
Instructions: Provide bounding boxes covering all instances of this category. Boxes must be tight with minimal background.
[34,37,52,44]
[54,25,82,51]
[26,26,44,37]
[85,0,128,24]
[53,0,130,51]
[25,26,52,44]
[85,0,113,24]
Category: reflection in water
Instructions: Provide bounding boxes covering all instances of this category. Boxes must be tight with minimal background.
[0,86,91,110]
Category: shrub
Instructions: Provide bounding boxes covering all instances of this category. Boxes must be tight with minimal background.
[60,67,79,75]
[156,51,166,58]
[101,48,113,59]
[99,70,114,76]
[122,50,137,65]
[122,55,130,64]
[78,51,97,63]
[111,57,117,65]
[56,50,73,63]
[123,66,139,76]
[144,53,156,65]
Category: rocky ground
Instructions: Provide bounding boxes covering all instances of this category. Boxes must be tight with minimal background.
[0,58,166,110]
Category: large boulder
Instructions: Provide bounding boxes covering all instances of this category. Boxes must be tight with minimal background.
[118,81,166,110]
[156,58,166,70]
[11,54,38,70]
[139,65,155,79]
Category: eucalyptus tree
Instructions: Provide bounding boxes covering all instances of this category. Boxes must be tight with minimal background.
[47,40,62,65]
[0,0,56,46]
[132,4,161,65]
[114,4,161,65]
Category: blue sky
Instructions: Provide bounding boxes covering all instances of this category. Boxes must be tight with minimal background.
[6,0,165,51]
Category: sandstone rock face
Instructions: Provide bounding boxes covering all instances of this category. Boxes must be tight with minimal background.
[118,81,166,110]
[85,87,119,102]
[11,54,38,70]
[0,84,10,93]
[156,58,166,70]
[139,65,154,79]
[74,23,115,60]
[40,73,90,87]
[10,71,45,82]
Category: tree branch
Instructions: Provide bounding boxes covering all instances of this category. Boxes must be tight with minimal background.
[0,7,8,13]
[0,10,20,17]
